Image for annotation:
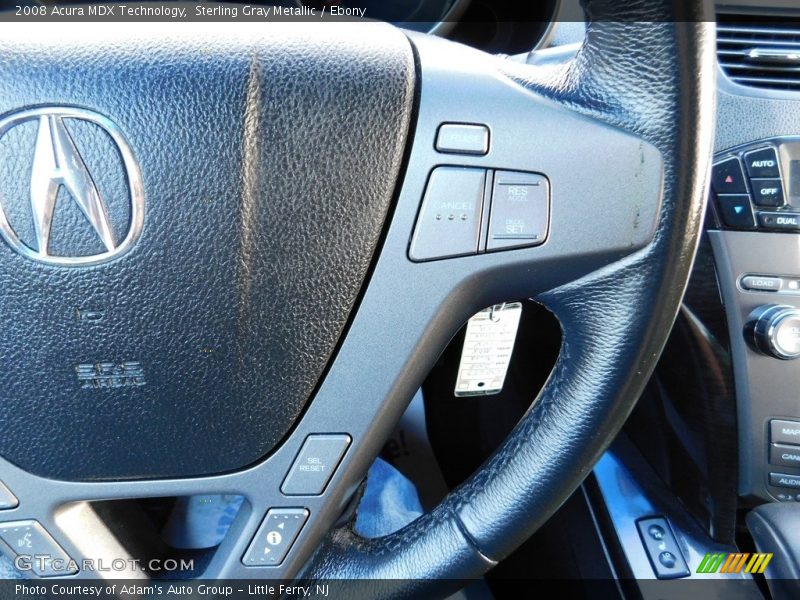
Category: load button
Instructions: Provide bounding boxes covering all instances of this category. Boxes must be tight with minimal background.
[281,434,351,496]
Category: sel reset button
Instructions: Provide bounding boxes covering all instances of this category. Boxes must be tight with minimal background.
[281,434,351,496]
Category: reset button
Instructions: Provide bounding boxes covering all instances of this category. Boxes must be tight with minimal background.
[281,434,351,496]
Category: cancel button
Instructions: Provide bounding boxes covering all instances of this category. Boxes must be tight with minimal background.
[770,443,800,468]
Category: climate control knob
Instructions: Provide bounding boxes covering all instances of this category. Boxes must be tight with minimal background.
[746,305,800,360]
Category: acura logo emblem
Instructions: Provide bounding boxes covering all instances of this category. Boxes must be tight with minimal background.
[0,107,144,266]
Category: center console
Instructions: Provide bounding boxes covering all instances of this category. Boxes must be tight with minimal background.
[709,137,800,503]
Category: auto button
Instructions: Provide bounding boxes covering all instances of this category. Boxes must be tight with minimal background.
[744,147,781,179]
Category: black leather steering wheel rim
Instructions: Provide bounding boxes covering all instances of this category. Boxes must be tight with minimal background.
[304,0,716,589]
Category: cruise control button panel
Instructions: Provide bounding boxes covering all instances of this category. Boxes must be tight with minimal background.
[0,482,18,510]
[242,508,309,567]
[0,520,77,577]
[409,167,550,261]
[281,434,351,496]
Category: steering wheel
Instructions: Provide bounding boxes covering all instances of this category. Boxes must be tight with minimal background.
[0,0,714,594]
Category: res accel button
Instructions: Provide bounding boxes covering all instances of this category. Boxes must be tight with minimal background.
[487,171,550,251]
[281,434,351,496]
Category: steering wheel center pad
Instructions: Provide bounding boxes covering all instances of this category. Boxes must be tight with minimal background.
[0,24,415,481]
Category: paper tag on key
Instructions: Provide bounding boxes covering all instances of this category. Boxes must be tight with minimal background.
[454,302,523,397]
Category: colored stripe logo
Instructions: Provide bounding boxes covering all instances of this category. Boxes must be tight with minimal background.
[697,552,773,574]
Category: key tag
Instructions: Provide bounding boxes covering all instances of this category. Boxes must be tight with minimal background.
[454,302,522,397]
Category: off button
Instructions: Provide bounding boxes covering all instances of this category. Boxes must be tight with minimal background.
[281,434,351,496]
